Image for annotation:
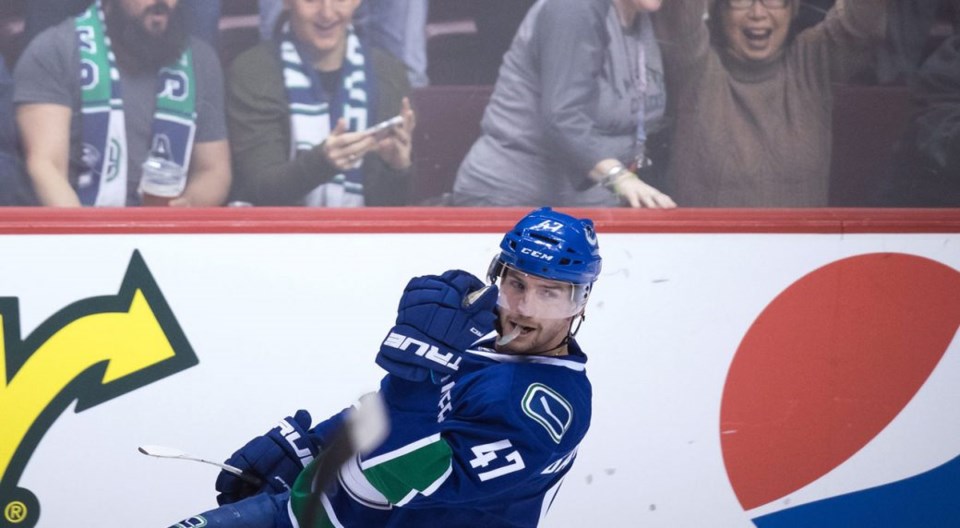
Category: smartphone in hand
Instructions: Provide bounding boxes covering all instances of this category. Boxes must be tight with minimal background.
[363,115,403,141]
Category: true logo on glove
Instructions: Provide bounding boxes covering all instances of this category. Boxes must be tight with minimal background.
[383,332,463,372]
[278,420,315,467]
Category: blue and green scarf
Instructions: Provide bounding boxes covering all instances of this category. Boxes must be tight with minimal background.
[279,22,375,207]
[75,0,196,206]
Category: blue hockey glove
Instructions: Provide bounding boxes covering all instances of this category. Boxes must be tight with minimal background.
[169,491,293,528]
[215,410,320,505]
[376,269,498,382]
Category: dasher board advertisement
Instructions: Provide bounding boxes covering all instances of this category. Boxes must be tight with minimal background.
[0,208,958,527]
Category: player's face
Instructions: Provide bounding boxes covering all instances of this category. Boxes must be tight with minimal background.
[285,0,362,58]
[495,270,579,355]
[720,0,797,63]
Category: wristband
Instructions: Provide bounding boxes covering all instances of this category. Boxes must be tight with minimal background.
[600,165,629,189]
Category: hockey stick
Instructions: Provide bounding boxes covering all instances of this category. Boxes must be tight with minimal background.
[300,392,389,527]
[300,285,489,524]
[138,444,264,487]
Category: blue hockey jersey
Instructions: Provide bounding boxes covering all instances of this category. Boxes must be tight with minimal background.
[288,337,593,527]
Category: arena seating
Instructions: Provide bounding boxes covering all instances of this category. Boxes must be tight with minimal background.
[409,84,493,204]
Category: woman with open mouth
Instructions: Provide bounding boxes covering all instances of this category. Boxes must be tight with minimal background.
[653,0,889,207]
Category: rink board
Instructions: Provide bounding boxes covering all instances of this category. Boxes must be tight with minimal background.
[0,208,958,528]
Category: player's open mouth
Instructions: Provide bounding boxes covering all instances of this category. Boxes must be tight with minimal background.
[506,321,536,335]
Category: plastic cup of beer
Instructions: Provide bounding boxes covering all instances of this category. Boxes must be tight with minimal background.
[140,157,187,206]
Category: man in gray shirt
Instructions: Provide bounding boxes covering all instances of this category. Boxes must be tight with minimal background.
[14,0,230,207]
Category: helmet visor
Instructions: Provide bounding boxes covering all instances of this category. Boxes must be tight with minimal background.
[495,264,590,320]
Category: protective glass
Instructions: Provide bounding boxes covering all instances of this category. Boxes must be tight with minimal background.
[495,265,590,320]
[725,0,789,9]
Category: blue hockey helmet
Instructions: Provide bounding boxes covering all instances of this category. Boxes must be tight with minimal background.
[488,207,602,287]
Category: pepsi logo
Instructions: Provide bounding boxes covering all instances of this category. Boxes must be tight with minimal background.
[721,253,960,526]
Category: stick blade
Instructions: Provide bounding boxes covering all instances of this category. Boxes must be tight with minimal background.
[138,444,187,458]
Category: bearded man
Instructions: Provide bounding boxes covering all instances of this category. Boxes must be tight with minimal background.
[14,0,230,207]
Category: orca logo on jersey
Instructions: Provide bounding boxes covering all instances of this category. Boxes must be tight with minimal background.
[522,383,572,444]
[0,251,198,528]
[169,516,207,528]
[382,332,463,371]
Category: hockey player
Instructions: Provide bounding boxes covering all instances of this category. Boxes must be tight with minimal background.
[170,207,602,527]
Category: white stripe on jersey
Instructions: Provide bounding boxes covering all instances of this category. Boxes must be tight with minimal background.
[466,349,586,371]
[339,454,392,509]
[360,433,443,469]
[538,477,565,525]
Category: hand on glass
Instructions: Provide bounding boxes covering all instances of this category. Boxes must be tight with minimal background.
[611,172,677,208]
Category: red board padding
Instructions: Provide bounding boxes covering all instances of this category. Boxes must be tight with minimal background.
[0,208,958,234]
[721,254,960,510]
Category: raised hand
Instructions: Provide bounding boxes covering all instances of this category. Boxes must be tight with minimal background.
[377,270,498,382]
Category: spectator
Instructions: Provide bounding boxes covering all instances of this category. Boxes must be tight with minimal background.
[23,0,222,50]
[259,0,428,88]
[653,0,888,207]
[361,0,429,88]
[14,0,230,207]
[453,0,676,208]
[880,13,960,206]
[258,0,285,40]
[183,0,222,49]
[794,0,835,32]
[875,0,947,84]
[0,58,35,206]
[794,0,948,84]
[227,0,415,206]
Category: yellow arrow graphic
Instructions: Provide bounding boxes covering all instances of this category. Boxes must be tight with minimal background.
[0,250,198,528]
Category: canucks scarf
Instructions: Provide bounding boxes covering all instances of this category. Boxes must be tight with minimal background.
[75,0,196,206]
[279,22,373,207]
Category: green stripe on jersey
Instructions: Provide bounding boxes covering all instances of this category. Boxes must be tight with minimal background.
[289,437,453,526]
[289,458,335,528]
[362,436,453,504]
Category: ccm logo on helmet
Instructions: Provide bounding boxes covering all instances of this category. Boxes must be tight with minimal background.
[521,247,554,261]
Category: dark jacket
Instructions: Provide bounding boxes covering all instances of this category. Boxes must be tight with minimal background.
[227,39,411,206]
[883,36,960,206]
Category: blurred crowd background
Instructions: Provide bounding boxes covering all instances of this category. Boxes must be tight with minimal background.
[0,0,957,208]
